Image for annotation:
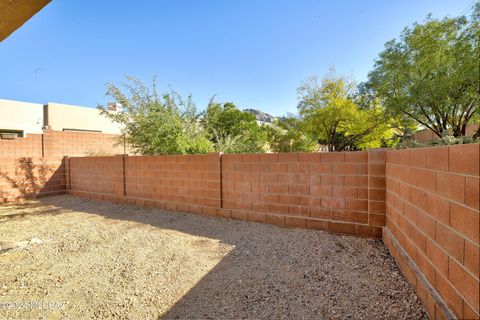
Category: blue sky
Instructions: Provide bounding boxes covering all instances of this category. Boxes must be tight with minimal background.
[0,0,473,115]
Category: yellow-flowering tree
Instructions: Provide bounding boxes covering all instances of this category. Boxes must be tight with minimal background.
[297,73,394,151]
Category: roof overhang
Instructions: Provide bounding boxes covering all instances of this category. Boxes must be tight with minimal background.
[0,0,51,42]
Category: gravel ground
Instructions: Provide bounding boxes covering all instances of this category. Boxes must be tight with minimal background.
[0,195,426,319]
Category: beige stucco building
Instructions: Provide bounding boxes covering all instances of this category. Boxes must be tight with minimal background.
[0,99,44,135]
[45,102,122,134]
[0,99,122,137]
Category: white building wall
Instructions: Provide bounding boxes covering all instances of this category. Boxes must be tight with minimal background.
[46,102,122,134]
[0,99,44,135]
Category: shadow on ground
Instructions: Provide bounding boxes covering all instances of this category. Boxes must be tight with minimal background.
[16,195,426,319]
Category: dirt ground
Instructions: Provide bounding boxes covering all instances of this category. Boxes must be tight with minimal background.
[0,195,426,319]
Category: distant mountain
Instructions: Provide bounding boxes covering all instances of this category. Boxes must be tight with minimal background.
[243,108,276,123]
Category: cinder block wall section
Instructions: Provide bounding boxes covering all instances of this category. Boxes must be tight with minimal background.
[220,150,385,237]
[3,140,480,319]
[67,150,386,238]
[66,146,480,320]
[383,144,480,320]
[42,129,127,158]
[68,156,123,200]
[0,130,128,202]
[0,157,66,202]
[0,133,43,158]
[69,154,222,216]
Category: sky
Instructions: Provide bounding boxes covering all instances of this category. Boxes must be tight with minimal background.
[0,0,474,116]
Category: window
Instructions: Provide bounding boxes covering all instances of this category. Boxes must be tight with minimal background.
[62,128,102,133]
[0,129,24,139]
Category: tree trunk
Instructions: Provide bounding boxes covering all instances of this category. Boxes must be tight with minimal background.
[473,127,480,140]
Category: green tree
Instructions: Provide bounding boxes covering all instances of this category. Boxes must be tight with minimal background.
[100,77,213,155]
[266,115,317,152]
[367,5,480,138]
[201,101,267,153]
[357,82,418,144]
[297,73,394,151]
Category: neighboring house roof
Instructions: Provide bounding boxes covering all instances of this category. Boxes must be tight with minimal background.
[413,124,479,143]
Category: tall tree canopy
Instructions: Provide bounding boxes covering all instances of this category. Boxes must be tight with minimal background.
[367,4,480,138]
[101,77,213,155]
[297,73,394,151]
[266,115,318,153]
[201,101,268,153]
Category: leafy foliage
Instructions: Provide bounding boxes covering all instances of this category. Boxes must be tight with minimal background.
[102,4,480,156]
[297,73,394,151]
[356,82,418,144]
[367,5,480,138]
[265,115,317,153]
[100,77,213,155]
[397,134,479,149]
[201,102,268,153]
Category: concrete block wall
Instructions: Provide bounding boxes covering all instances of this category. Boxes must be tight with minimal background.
[69,154,222,216]
[368,149,387,228]
[124,154,221,213]
[3,138,479,320]
[383,144,479,319]
[0,133,43,157]
[0,156,66,202]
[67,146,479,319]
[69,156,122,198]
[67,150,386,237]
[42,129,126,158]
[0,129,127,202]
[219,150,384,237]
